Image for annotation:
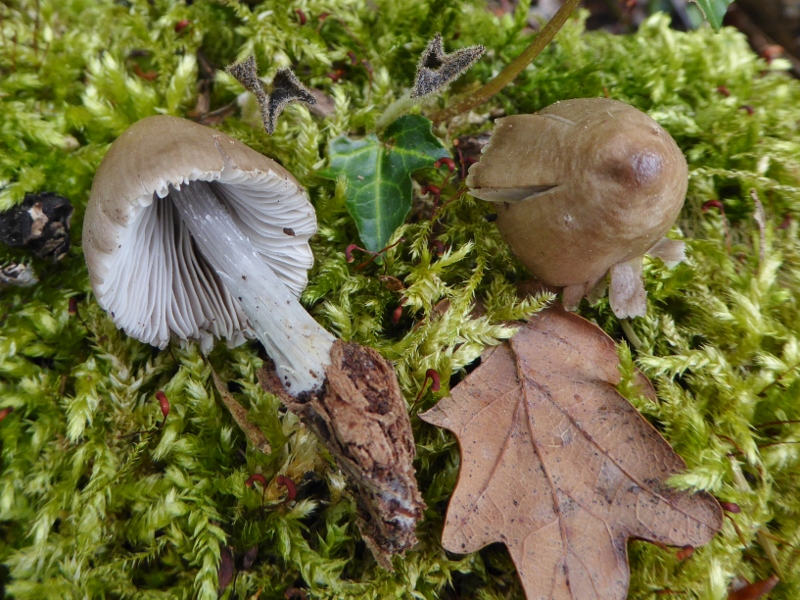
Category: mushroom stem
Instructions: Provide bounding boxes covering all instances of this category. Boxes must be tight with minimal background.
[169,181,335,395]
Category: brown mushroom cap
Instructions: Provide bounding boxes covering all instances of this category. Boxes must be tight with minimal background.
[467,98,688,292]
[83,115,316,349]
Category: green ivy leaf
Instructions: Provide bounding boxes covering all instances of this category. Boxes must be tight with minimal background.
[324,115,450,253]
[691,0,734,31]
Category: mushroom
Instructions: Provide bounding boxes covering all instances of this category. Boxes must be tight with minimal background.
[83,115,330,392]
[83,115,423,561]
[466,98,688,318]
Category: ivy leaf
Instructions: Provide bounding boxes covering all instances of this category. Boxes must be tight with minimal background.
[324,115,449,253]
[691,0,734,31]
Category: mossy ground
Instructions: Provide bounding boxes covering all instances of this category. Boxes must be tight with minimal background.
[2,1,800,598]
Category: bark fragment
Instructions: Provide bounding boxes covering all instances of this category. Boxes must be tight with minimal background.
[260,340,424,568]
[0,192,73,261]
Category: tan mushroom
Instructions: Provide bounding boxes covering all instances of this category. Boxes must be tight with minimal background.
[467,98,688,318]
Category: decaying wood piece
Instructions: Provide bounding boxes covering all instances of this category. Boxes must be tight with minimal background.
[420,305,722,599]
[259,340,424,569]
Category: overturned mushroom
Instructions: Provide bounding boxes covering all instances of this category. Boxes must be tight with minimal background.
[82,115,423,564]
[467,98,688,318]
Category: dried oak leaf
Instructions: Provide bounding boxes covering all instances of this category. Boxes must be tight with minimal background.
[420,305,722,600]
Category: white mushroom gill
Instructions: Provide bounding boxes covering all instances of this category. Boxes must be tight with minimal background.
[96,196,244,348]
[169,180,335,395]
[92,171,316,351]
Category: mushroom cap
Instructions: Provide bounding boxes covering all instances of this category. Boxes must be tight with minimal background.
[466,98,688,288]
[83,115,317,349]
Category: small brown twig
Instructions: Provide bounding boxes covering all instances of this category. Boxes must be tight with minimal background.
[431,185,469,223]
[0,10,6,52]
[756,529,784,579]
[32,0,40,54]
[245,473,268,508]
[756,359,800,397]
[727,574,780,600]
[345,237,405,269]
[754,419,800,429]
[702,199,732,253]
[196,102,237,126]
[68,296,91,332]
[750,189,766,266]
[754,440,800,451]
[726,4,800,77]
[718,434,749,458]
[726,513,749,548]
[211,369,272,454]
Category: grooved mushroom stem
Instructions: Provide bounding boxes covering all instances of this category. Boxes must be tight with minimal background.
[169,181,335,395]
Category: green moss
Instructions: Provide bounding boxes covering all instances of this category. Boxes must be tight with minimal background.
[2,1,800,598]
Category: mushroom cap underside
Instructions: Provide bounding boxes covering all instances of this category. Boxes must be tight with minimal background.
[83,115,317,349]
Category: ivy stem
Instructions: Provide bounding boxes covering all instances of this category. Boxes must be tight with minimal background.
[431,0,581,124]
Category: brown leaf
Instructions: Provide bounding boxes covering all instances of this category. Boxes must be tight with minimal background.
[242,545,258,570]
[728,575,780,600]
[420,305,722,600]
[217,545,235,596]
